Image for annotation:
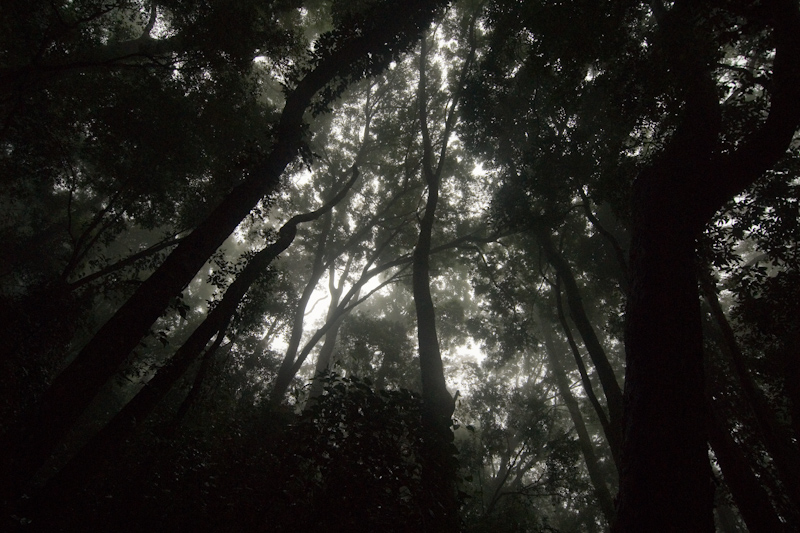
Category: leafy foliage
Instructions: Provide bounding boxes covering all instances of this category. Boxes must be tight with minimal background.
[3,1,799,531]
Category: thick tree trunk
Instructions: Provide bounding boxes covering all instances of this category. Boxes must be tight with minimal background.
[615,49,721,529]
[616,211,714,532]
[28,322,232,526]
[614,3,800,530]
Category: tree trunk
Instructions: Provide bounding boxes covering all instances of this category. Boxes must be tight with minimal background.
[3,2,447,498]
[538,306,616,525]
[536,229,623,421]
[270,216,332,405]
[306,260,354,403]
[553,278,619,470]
[714,505,744,533]
[26,314,224,519]
[33,165,361,508]
[616,211,714,531]
[538,230,624,467]
[707,399,785,533]
[701,269,800,509]
[614,3,800,530]
[269,243,414,403]
[171,332,228,429]
[412,33,461,532]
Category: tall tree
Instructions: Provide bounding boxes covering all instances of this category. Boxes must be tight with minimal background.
[616,3,800,529]
[412,14,478,527]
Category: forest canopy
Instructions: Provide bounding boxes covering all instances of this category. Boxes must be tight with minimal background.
[1,1,799,532]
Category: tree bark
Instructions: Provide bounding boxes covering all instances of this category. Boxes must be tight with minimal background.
[614,3,800,530]
[4,0,446,498]
[617,205,714,532]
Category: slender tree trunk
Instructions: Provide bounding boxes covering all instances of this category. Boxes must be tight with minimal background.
[306,309,344,397]
[269,235,416,403]
[707,400,785,533]
[412,33,461,532]
[553,278,617,468]
[538,306,616,525]
[171,333,228,429]
[65,234,183,291]
[482,441,518,517]
[537,228,623,465]
[701,269,800,508]
[307,260,353,402]
[270,217,332,405]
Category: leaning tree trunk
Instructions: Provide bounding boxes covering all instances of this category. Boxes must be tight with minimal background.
[537,305,616,525]
[536,227,624,467]
[701,269,800,509]
[2,0,448,500]
[614,3,800,530]
[26,173,358,515]
[707,397,785,532]
[553,277,619,471]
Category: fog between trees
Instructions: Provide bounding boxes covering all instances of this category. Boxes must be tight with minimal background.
[2,1,799,531]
